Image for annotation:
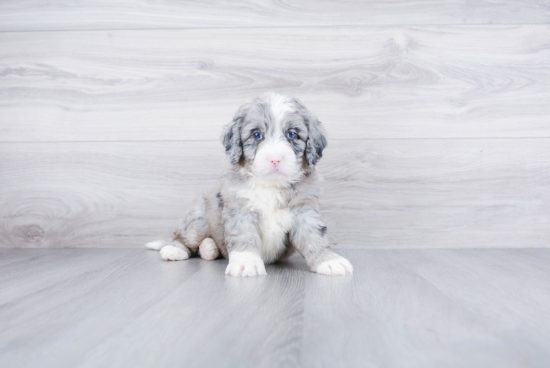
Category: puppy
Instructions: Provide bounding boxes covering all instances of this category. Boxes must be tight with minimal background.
[145,92,353,277]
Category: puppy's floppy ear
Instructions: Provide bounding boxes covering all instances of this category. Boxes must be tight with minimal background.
[293,98,328,166]
[306,115,328,166]
[221,110,245,165]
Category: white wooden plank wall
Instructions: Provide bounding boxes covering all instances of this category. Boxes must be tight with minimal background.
[0,1,548,249]
[1,1,549,30]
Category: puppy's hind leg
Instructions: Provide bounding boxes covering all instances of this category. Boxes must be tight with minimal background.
[199,238,220,261]
[162,195,211,261]
[145,239,190,260]
[159,239,191,261]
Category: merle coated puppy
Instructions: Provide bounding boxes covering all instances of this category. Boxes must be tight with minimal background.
[146,92,353,277]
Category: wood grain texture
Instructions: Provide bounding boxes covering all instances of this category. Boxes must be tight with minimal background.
[0,249,133,303]
[0,0,549,32]
[1,26,550,142]
[301,249,550,368]
[1,248,550,367]
[1,139,548,249]
[0,249,204,367]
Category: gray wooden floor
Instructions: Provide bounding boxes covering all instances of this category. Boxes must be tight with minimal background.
[1,248,550,368]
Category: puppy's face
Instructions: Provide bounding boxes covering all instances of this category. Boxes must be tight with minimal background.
[222,92,327,185]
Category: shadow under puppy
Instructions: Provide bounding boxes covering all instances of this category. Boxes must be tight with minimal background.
[146,92,353,277]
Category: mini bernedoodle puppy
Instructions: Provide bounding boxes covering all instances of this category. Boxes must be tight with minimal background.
[145,92,353,277]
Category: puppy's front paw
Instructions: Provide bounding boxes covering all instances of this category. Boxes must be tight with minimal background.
[225,251,267,277]
[160,245,189,261]
[315,256,353,275]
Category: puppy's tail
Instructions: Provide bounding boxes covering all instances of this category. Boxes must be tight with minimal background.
[144,239,170,251]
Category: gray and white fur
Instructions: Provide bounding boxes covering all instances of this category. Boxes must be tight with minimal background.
[145,92,353,277]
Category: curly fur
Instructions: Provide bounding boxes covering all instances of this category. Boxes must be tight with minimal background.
[145,92,353,277]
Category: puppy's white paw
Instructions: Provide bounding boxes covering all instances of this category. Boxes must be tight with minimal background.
[159,245,189,261]
[225,251,267,277]
[199,238,219,261]
[316,256,353,276]
[144,239,168,250]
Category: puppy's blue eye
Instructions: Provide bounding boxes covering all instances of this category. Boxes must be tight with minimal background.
[253,132,263,141]
[287,131,297,140]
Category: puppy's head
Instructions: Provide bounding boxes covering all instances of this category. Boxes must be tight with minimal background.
[221,92,327,185]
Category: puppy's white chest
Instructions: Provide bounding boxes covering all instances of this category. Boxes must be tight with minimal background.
[237,184,294,263]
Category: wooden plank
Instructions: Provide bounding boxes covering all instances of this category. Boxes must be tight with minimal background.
[0,249,206,367]
[1,26,550,141]
[301,249,550,367]
[0,248,47,267]
[0,249,307,368]
[0,249,133,303]
[0,0,549,32]
[0,139,548,249]
[1,249,550,367]
[77,256,307,368]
